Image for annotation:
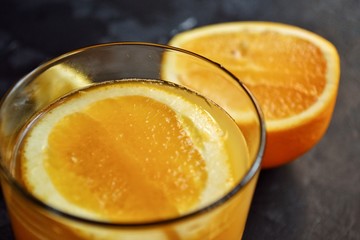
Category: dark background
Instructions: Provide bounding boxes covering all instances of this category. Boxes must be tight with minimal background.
[1,0,359,239]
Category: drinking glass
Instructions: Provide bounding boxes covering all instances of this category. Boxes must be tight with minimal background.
[0,42,265,240]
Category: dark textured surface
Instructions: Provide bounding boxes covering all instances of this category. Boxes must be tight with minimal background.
[1,0,359,239]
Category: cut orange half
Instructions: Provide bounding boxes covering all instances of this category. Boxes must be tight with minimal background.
[166,21,340,168]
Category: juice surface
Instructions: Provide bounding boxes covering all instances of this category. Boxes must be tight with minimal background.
[11,79,251,239]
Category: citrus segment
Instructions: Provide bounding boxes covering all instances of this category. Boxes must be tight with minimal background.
[19,80,242,223]
[167,21,340,168]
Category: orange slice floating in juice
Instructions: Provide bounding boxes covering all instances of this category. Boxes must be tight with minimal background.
[19,80,247,226]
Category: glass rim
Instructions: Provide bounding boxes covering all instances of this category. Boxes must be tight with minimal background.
[0,41,266,227]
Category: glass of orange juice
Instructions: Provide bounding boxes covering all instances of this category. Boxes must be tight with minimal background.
[0,42,265,240]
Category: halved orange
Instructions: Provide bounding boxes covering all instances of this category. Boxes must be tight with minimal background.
[167,21,340,168]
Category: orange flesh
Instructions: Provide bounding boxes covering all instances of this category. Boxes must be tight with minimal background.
[180,31,327,120]
[44,95,207,222]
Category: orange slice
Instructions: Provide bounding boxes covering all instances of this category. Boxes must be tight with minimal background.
[19,79,249,235]
[167,21,340,168]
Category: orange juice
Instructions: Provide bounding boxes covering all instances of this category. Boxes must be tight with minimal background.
[3,79,257,239]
